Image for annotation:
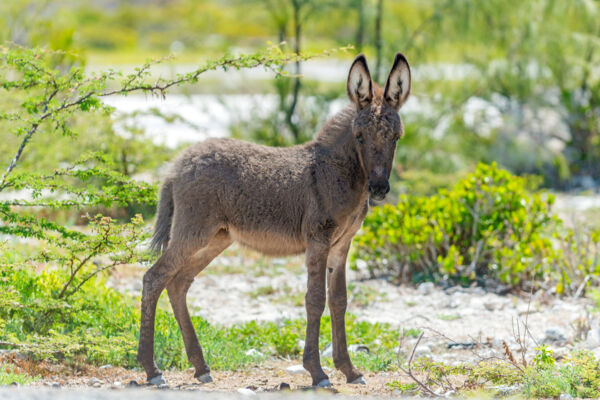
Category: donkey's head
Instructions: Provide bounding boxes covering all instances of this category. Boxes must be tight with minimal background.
[347,53,411,201]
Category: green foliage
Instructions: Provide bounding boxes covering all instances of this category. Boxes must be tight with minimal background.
[398,351,600,398]
[353,163,600,293]
[353,163,554,285]
[533,344,556,369]
[523,351,600,398]
[385,381,418,395]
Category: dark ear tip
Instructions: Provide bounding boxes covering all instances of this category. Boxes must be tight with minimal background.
[393,52,409,66]
[353,53,368,66]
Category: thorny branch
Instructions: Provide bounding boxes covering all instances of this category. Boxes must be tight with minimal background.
[0,46,330,190]
[397,332,442,397]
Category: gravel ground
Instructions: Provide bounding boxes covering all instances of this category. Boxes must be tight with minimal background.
[108,246,600,365]
[0,387,394,400]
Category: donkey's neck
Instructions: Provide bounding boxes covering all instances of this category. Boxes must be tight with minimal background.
[314,105,356,147]
[312,105,367,190]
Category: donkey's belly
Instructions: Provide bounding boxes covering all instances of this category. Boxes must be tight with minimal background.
[228,228,307,256]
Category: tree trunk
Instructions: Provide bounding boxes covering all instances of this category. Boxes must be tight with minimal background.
[374,0,383,82]
[286,0,302,142]
[355,0,365,52]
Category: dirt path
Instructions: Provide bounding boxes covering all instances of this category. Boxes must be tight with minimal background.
[23,360,412,397]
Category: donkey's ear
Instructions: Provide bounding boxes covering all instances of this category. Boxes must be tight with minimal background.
[383,53,411,110]
[347,54,373,109]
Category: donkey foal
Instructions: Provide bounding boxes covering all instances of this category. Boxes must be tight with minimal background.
[138,53,412,387]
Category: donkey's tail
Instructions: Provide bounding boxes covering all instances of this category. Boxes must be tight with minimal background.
[150,178,174,253]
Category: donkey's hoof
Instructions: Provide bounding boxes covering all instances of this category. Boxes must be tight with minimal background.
[350,376,366,385]
[316,379,332,388]
[148,374,166,386]
[196,373,213,384]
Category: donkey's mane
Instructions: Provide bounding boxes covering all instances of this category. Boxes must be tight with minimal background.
[314,105,357,147]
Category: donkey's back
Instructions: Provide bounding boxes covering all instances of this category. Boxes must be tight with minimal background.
[156,137,315,255]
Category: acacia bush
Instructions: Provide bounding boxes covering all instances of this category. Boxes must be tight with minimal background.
[351,163,600,293]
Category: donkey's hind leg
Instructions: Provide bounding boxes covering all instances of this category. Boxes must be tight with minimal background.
[138,239,199,385]
[166,230,231,383]
[138,219,221,385]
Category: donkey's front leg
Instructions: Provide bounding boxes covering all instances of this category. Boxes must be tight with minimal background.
[327,240,364,384]
[303,240,330,387]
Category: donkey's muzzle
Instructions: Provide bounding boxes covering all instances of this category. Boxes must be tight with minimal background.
[368,180,390,201]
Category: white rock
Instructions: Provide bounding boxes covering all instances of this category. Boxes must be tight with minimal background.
[543,328,566,343]
[559,394,573,400]
[245,349,263,357]
[348,344,369,354]
[286,364,308,375]
[99,364,112,369]
[585,328,600,348]
[321,343,333,358]
[414,344,432,357]
[417,282,435,295]
[237,388,257,396]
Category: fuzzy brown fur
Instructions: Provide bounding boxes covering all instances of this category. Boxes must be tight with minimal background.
[138,53,412,387]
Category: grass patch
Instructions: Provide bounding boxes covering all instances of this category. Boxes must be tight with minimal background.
[436,313,461,321]
[0,364,38,386]
[0,263,406,372]
[391,347,600,398]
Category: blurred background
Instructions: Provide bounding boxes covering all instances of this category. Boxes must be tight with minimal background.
[2,0,599,197]
[3,2,600,390]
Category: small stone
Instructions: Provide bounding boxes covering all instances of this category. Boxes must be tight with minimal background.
[9,382,19,387]
[49,382,60,388]
[87,377,104,387]
[99,364,112,369]
[158,383,169,390]
[543,328,566,343]
[112,381,122,389]
[348,344,369,354]
[286,364,308,375]
[279,382,291,391]
[127,380,140,387]
[417,282,435,295]
[560,394,573,400]
[237,388,256,396]
[414,344,432,357]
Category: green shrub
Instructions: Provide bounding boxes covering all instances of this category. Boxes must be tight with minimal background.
[523,350,600,398]
[352,163,555,285]
[352,163,600,293]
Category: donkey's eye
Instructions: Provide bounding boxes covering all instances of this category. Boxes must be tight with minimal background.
[356,135,365,144]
